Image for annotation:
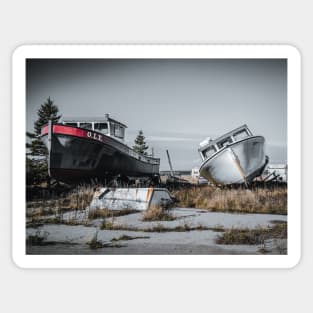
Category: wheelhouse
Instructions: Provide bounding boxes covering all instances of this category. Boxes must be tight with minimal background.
[198,125,253,161]
[62,114,127,142]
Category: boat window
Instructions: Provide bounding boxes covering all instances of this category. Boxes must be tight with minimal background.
[233,129,249,141]
[64,122,78,127]
[80,122,92,130]
[112,124,125,139]
[217,137,233,149]
[202,146,216,159]
[94,122,108,134]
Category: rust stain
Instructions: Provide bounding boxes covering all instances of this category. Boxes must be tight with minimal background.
[231,148,247,186]
[146,187,153,202]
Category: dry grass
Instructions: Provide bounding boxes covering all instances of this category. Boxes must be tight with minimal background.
[27,185,96,217]
[87,231,124,249]
[87,231,105,249]
[26,230,49,246]
[27,217,91,228]
[111,234,150,241]
[100,214,116,230]
[100,219,224,233]
[52,185,95,211]
[88,208,138,219]
[142,205,175,222]
[26,186,142,228]
[216,222,287,245]
[172,186,287,215]
[26,186,97,227]
[141,223,224,233]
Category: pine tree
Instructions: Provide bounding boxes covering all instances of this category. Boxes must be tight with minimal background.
[26,97,61,157]
[26,97,61,185]
[133,130,149,155]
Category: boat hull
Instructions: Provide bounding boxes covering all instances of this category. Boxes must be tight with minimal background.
[41,125,160,183]
[199,136,267,185]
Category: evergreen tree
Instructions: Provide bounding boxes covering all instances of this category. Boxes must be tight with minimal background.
[26,157,48,185]
[26,97,61,157]
[26,97,61,185]
[133,130,149,155]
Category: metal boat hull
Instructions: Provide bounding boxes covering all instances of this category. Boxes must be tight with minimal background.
[41,124,160,183]
[199,136,267,185]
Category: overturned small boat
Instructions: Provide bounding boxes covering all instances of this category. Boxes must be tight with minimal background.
[41,114,160,183]
[198,125,268,186]
[89,187,174,211]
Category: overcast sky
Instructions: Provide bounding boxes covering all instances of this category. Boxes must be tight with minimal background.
[26,59,287,170]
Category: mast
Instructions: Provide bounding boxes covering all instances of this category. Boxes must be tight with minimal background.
[47,120,52,177]
[166,149,174,177]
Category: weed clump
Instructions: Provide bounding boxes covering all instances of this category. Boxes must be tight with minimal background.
[88,208,138,220]
[26,230,49,246]
[142,205,175,222]
[111,234,150,241]
[216,222,287,245]
[87,231,105,249]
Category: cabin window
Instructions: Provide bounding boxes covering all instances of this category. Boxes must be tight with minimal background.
[217,137,233,149]
[64,122,77,127]
[233,129,249,141]
[202,146,216,159]
[112,124,125,139]
[80,122,92,130]
[94,122,108,134]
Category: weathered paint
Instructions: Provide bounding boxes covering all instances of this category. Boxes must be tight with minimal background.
[40,123,160,182]
[146,187,153,203]
[262,163,288,182]
[200,136,267,185]
[41,124,159,165]
[89,187,173,211]
[230,147,248,186]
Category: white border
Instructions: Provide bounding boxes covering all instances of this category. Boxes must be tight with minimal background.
[12,45,301,268]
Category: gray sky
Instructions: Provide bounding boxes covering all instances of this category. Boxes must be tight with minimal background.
[26,59,287,170]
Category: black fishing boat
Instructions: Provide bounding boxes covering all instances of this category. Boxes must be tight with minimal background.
[41,114,160,183]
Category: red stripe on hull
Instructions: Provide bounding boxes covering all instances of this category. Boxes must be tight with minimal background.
[41,125,108,144]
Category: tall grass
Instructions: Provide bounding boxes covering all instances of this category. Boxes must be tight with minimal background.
[60,186,95,210]
[27,186,96,215]
[26,186,96,228]
[172,186,287,215]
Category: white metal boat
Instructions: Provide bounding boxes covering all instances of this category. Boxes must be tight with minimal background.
[198,125,268,186]
[89,187,173,211]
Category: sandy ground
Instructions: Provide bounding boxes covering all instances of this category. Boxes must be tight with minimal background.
[26,208,287,255]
